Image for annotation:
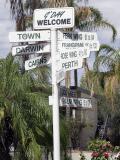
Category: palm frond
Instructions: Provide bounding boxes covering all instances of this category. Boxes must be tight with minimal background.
[78,20,117,41]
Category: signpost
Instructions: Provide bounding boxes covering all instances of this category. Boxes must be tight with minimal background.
[9,30,50,42]
[12,43,50,56]
[25,54,51,70]
[9,6,100,160]
[33,7,74,29]
[33,7,75,160]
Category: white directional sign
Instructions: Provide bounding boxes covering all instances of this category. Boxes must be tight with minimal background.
[25,54,51,71]
[57,31,100,51]
[60,97,92,108]
[57,58,83,71]
[33,7,74,29]
[58,48,90,61]
[9,31,50,43]
[12,43,50,56]
[58,31,98,41]
[58,40,100,51]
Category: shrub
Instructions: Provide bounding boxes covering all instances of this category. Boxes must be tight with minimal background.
[88,139,112,160]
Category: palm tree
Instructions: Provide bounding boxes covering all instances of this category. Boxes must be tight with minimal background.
[81,46,120,144]
[80,44,120,109]
[0,54,52,159]
[7,0,117,157]
[8,0,117,88]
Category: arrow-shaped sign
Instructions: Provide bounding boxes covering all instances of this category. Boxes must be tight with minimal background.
[25,54,51,71]
[9,30,50,43]
[12,43,50,56]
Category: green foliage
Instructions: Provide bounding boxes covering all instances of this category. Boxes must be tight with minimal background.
[88,140,112,160]
[113,146,120,153]
[0,55,52,159]
[88,139,112,152]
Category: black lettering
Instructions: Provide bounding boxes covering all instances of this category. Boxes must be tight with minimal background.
[44,20,48,25]
[28,61,33,67]
[17,33,22,40]
[61,19,67,24]
[37,20,44,25]
[27,33,35,40]
[22,34,27,40]
[16,48,20,53]
[32,60,36,66]
[35,33,41,39]
[56,19,61,24]
[56,11,65,18]
[51,19,56,25]
[67,18,71,24]
[44,11,51,19]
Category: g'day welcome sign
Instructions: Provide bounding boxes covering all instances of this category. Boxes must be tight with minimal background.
[33,7,74,29]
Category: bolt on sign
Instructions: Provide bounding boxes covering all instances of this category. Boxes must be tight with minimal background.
[57,58,83,71]
[12,43,50,56]
[25,54,51,71]
[33,7,74,29]
[58,31,98,41]
[60,97,92,108]
[9,30,50,43]
[58,48,90,61]
[57,31,100,51]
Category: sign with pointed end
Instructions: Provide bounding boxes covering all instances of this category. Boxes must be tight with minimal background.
[9,30,50,43]
[12,43,50,56]
[25,54,51,71]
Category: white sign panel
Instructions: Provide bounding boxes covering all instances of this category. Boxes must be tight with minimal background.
[58,31,98,41]
[60,97,92,108]
[58,49,90,62]
[12,43,50,56]
[57,31,100,51]
[57,58,83,71]
[25,54,51,71]
[33,7,74,29]
[49,96,53,105]
[58,40,100,51]
[9,31,50,42]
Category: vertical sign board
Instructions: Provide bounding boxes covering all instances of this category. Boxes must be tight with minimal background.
[9,30,50,42]
[12,43,50,56]
[33,7,74,29]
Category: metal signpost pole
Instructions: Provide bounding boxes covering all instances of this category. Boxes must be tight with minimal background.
[51,28,60,160]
